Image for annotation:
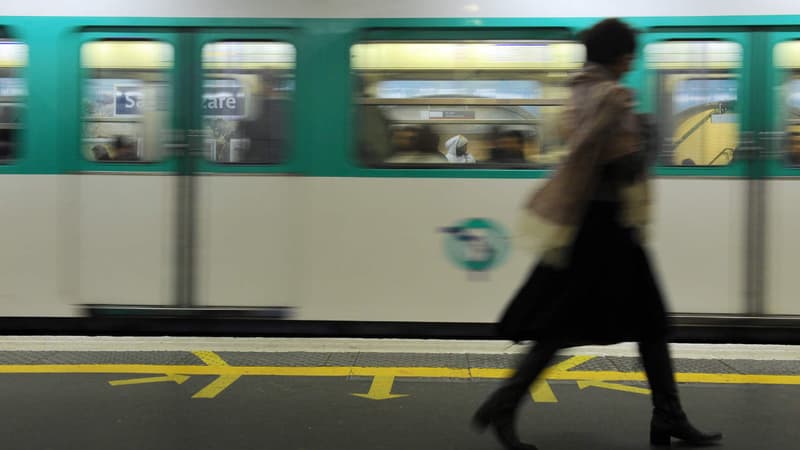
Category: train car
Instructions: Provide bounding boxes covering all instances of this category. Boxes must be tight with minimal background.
[0,1,799,341]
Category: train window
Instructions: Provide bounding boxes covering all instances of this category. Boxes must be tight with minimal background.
[351,41,585,167]
[202,42,294,164]
[645,41,742,167]
[81,40,173,162]
[0,40,27,162]
[774,41,800,166]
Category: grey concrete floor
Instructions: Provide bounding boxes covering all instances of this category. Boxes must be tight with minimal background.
[0,374,797,450]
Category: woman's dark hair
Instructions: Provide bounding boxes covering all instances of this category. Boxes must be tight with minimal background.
[581,18,637,65]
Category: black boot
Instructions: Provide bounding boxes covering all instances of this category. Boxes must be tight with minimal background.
[472,405,538,450]
[472,341,559,450]
[650,408,723,446]
[639,340,722,447]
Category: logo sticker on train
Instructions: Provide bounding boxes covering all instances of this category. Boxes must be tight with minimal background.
[440,218,510,276]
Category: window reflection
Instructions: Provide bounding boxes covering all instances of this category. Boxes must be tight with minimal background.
[81,41,173,162]
[646,41,742,166]
[352,41,584,167]
[0,40,27,162]
[775,41,800,166]
[202,42,294,164]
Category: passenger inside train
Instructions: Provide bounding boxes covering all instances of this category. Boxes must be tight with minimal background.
[385,125,446,163]
[789,128,800,165]
[488,129,528,164]
[788,94,800,165]
[351,41,588,168]
[91,144,110,161]
[237,71,290,164]
[0,103,19,160]
[444,134,475,163]
[374,123,547,166]
[109,135,140,161]
[201,42,295,164]
[0,128,13,160]
[355,77,393,165]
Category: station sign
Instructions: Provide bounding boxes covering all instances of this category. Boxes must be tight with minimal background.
[203,82,246,118]
[112,83,168,117]
[421,110,476,120]
[114,85,143,116]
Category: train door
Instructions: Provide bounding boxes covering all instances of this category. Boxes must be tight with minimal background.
[639,32,751,314]
[191,32,298,311]
[763,32,800,315]
[75,30,297,315]
[76,32,182,308]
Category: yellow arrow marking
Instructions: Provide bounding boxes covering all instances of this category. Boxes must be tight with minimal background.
[191,351,241,399]
[0,364,798,386]
[530,380,558,403]
[546,355,596,373]
[2,351,800,405]
[522,356,598,404]
[109,373,190,386]
[577,380,651,395]
[352,375,408,400]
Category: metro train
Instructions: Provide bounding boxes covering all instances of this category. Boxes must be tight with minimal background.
[1,1,800,342]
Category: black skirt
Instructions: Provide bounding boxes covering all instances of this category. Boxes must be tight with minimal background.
[498,201,670,345]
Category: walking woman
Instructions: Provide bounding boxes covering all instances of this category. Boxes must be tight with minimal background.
[472,19,722,449]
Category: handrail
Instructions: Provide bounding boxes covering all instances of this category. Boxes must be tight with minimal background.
[708,147,735,165]
[359,98,566,106]
[673,110,714,148]
[385,119,540,125]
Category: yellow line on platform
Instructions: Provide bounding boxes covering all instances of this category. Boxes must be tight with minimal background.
[469,368,514,378]
[547,370,800,386]
[0,364,799,386]
[351,366,470,378]
[190,351,241,399]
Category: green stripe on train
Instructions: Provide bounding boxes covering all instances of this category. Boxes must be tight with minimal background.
[1,16,798,177]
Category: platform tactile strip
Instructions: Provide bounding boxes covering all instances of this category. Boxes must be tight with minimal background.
[0,351,202,365]
[354,352,469,368]
[0,351,795,377]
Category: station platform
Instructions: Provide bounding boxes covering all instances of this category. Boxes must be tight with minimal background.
[0,337,797,450]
